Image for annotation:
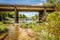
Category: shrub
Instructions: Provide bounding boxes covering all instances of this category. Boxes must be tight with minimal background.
[0,25,8,33]
[19,11,60,40]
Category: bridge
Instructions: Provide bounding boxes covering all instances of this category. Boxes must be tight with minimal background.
[0,4,55,23]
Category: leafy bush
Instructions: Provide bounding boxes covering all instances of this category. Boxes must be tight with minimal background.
[20,11,60,40]
[45,11,60,40]
[20,23,28,28]
[0,22,3,25]
[0,25,8,33]
[3,19,14,24]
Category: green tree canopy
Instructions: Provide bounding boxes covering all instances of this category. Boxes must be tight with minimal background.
[46,0,60,11]
[19,14,27,18]
[0,11,15,21]
[8,12,15,18]
[32,14,38,20]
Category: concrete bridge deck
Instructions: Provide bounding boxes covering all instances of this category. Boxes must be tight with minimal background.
[0,4,55,12]
[0,4,55,23]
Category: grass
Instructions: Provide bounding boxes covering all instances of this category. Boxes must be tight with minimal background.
[0,22,8,40]
[0,11,60,40]
[0,23,8,33]
[19,21,60,40]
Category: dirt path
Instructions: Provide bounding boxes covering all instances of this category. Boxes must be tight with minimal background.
[18,28,35,40]
[3,24,18,40]
[3,24,35,40]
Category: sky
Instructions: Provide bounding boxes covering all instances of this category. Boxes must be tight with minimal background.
[0,0,46,5]
[19,12,39,17]
[0,0,46,17]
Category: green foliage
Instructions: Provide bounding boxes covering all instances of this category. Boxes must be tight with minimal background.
[41,11,60,40]
[0,11,15,21]
[19,14,27,18]
[20,11,60,40]
[47,0,55,3]
[0,22,3,25]
[47,0,60,11]
[20,23,28,28]
[3,19,13,24]
[46,12,60,24]
[0,25,8,33]
[8,12,15,18]
[43,2,52,6]
[55,2,60,11]
[32,14,38,20]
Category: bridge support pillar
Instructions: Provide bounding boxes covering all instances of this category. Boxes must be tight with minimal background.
[38,8,46,23]
[43,8,46,21]
[38,11,43,23]
[15,7,19,23]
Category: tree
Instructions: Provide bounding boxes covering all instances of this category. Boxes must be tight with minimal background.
[19,14,27,18]
[8,12,15,18]
[47,0,57,6]
[47,0,60,11]
[0,11,15,21]
[55,1,60,11]
[0,12,8,21]
[32,14,38,20]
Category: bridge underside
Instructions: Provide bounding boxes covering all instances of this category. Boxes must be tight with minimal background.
[0,4,55,23]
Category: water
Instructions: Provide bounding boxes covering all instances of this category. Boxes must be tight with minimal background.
[19,18,34,24]
[4,18,38,24]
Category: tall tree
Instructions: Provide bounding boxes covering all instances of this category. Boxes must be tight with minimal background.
[47,0,60,11]
[0,11,15,21]
[32,14,38,20]
[19,14,27,18]
[55,1,60,11]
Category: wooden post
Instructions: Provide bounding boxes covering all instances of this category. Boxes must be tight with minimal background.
[15,7,19,23]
